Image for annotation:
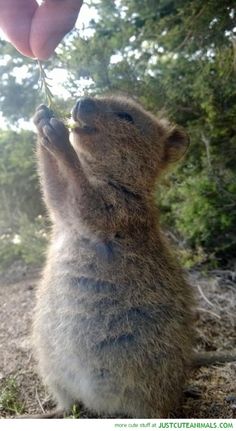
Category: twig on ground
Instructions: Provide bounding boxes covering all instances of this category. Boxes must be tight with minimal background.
[35,387,45,414]
[197,307,221,320]
[197,284,215,308]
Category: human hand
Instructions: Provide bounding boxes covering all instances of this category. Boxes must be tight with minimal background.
[0,0,83,60]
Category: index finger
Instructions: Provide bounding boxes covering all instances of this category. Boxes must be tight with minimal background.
[30,0,83,60]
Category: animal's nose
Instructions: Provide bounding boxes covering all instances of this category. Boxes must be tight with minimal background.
[75,98,96,115]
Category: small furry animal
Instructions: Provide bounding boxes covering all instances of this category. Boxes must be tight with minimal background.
[33,96,194,418]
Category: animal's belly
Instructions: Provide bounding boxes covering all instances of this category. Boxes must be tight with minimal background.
[34,275,188,412]
[35,290,144,411]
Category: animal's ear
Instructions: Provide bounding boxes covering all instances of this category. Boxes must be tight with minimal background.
[163,127,190,163]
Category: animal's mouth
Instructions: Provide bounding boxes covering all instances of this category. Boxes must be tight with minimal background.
[67,117,97,134]
[75,126,96,134]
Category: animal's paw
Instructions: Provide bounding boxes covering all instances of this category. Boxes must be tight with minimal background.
[33,105,54,134]
[33,105,69,147]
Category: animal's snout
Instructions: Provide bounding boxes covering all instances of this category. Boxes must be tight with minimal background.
[72,98,97,122]
[75,98,97,115]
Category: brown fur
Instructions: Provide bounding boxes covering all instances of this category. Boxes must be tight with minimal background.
[32,96,194,418]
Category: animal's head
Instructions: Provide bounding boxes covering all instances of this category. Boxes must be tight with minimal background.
[70,95,189,193]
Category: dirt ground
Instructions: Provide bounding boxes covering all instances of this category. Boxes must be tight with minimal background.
[0,263,236,419]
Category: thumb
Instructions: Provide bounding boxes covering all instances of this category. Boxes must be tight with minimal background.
[30,0,83,60]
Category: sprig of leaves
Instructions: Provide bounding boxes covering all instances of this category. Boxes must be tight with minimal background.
[37,60,72,123]
[37,60,55,109]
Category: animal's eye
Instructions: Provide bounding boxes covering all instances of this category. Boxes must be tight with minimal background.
[115,112,134,123]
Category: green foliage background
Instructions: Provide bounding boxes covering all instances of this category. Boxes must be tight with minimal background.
[0,0,235,267]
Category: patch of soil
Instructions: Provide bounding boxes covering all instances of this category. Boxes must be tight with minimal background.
[0,266,235,418]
